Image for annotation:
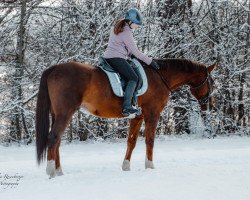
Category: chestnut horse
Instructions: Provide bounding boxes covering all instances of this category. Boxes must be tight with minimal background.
[36,58,216,178]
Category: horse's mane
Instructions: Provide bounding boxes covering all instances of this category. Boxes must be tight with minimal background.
[96,57,205,74]
[155,58,206,73]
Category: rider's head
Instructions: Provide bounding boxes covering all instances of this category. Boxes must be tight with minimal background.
[114,8,143,35]
[125,8,143,29]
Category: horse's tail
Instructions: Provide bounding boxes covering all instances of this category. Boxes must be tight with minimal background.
[36,66,55,165]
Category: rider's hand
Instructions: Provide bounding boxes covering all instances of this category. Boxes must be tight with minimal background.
[150,60,160,70]
[130,54,136,59]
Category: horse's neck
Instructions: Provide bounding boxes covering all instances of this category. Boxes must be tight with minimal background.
[165,68,195,91]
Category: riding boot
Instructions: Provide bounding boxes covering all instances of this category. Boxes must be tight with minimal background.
[122,81,141,116]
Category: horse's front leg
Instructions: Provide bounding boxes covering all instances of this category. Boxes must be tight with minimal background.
[122,115,144,171]
[144,113,160,169]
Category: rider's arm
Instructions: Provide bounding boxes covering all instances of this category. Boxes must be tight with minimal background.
[122,30,152,65]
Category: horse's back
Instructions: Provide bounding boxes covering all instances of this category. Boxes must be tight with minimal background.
[51,61,94,73]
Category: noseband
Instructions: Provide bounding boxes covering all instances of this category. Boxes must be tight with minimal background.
[190,68,212,104]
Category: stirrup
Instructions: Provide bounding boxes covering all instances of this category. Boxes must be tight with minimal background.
[122,106,142,117]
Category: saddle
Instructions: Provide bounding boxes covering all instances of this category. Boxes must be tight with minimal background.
[98,57,148,106]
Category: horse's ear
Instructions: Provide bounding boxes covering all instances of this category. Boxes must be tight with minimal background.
[207,63,217,73]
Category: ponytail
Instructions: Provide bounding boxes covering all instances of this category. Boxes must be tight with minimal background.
[113,19,128,35]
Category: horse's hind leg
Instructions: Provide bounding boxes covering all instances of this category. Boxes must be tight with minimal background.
[49,113,63,175]
[122,115,143,171]
[46,112,74,178]
[55,141,63,176]
[47,140,63,176]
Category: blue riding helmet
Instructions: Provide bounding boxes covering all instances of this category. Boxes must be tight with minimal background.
[125,8,143,25]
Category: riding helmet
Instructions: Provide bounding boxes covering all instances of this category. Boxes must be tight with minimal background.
[125,8,143,25]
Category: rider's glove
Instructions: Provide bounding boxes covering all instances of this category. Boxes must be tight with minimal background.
[150,60,160,70]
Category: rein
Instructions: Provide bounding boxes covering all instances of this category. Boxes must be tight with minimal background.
[155,69,172,93]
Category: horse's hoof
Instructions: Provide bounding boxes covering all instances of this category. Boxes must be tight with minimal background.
[49,172,56,179]
[145,157,155,169]
[46,160,56,178]
[122,160,131,171]
[56,167,64,176]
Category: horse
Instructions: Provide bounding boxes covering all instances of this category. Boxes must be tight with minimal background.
[35,58,216,178]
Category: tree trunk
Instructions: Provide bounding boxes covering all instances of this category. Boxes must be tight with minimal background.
[238,0,250,128]
[10,0,27,142]
[78,111,88,141]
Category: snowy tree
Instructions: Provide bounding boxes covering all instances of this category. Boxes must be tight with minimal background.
[0,0,249,144]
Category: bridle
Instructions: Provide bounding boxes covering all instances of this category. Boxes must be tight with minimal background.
[154,65,212,105]
[190,68,212,105]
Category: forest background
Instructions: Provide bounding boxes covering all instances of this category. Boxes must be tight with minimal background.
[0,0,249,144]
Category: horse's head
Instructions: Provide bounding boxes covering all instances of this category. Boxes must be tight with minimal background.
[189,63,217,111]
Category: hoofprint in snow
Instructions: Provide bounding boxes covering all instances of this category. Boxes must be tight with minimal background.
[1,136,250,200]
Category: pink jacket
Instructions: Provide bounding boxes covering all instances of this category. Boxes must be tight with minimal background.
[103,23,152,65]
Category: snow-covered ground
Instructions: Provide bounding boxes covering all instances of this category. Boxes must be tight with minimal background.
[1,136,250,200]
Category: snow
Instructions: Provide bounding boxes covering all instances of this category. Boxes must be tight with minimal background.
[1,136,250,200]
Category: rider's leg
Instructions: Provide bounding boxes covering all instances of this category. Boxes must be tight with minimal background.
[106,58,140,116]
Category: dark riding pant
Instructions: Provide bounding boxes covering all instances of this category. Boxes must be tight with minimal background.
[106,58,138,82]
[106,57,139,114]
